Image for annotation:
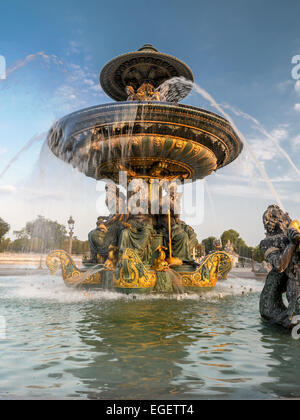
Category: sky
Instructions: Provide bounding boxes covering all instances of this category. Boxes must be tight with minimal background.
[0,0,300,246]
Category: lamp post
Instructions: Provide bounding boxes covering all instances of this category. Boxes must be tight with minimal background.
[68,216,75,255]
[251,248,255,272]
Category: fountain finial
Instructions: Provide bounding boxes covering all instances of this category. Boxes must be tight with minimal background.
[138,44,158,52]
[100,44,194,102]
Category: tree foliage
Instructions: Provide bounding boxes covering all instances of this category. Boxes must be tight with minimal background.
[221,229,247,252]
[69,237,90,255]
[0,216,89,254]
[253,245,264,263]
[0,217,10,240]
[202,229,264,262]
[0,218,10,252]
[195,243,205,258]
[13,216,67,253]
[201,236,217,254]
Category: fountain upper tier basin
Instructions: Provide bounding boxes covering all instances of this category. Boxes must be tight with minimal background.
[47,101,243,183]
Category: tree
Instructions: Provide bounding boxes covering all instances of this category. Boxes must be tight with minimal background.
[253,246,264,263]
[10,237,30,253]
[0,218,10,252]
[221,229,247,253]
[195,243,205,258]
[69,237,89,255]
[221,229,264,261]
[14,216,67,253]
[0,237,10,252]
[0,217,10,240]
[201,236,217,254]
[239,244,253,259]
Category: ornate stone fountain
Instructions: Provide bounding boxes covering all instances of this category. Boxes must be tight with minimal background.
[46,45,243,293]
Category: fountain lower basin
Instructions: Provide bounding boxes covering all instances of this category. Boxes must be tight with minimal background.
[47,101,243,182]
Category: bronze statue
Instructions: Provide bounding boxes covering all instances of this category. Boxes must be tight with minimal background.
[125,82,161,101]
[119,214,154,263]
[125,85,138,101]
[87,218,108,263]
[260,204,300,328]
[152,245,169,271]
[87,184,127,263]
[104,245,118,271]
[156,214,195,263]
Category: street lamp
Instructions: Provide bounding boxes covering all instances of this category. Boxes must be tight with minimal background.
[251,248,255,272]
[68,216,75,255]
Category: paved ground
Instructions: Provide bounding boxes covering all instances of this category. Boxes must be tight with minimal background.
[0,253,84,277]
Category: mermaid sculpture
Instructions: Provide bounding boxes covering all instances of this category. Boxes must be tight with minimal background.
[260,204,300,328]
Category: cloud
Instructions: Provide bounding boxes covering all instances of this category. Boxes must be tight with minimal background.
[276,80,293,93]
[248,137,278,161]
[225,152,260,181]
[0,184,16,194]
[19,187,63,201]
[208,177,300,207]
[2,52,63,81]
[270,128,288,141]
[83,78,95,86]
[292,134,300,149]
[68,41,82,55]
[216,123,294,184]
[55,84,78,102]
[294,103,300,112]
[295,80,300,95]
[52,61,104,112]
[0,146,7,156]
[0,183,63,200]
[83,78,100,92]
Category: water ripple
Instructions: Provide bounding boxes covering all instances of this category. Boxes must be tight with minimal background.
[0,274,299,399]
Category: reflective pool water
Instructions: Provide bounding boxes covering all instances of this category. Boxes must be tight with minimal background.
[0,274,299,400]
